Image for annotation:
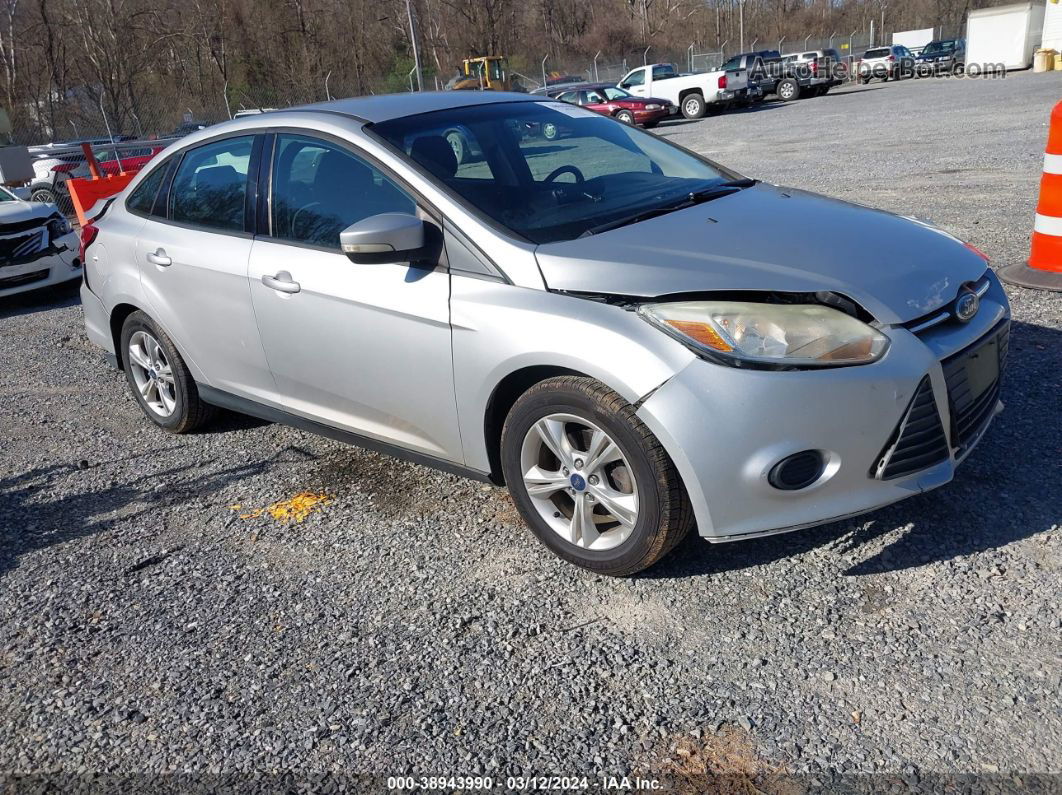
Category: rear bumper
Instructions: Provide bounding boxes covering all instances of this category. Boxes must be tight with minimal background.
[81,279,114,355]
[635,276,1011,542]
[0,232,81,298]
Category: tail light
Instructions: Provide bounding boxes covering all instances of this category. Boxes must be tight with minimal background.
[79,221,99,264]
[51,162,77,173]
[810,60,818,75]
[888,55,896,62]
[717,74,727,90]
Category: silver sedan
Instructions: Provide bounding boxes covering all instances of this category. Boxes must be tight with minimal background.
[80,92,1009,575]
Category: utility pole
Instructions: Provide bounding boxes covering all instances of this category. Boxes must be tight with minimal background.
[406,0,423,91]
[739,0,744,53]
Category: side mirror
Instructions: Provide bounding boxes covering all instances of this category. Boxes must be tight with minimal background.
[340,213,429,264]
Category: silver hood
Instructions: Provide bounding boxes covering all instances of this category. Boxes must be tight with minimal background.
[534,183,988,324]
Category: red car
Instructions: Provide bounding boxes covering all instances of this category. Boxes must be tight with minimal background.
[551,83,675,128]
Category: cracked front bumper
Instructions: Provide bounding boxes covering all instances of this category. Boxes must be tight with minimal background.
[635,275,1010,542]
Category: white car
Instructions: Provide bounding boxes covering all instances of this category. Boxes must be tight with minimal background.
[618,62,750,119]
[0,185,81,297]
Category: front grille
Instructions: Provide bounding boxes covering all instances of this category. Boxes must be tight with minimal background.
[0,268,49,288]
[904,274,992,336]
[872,376,950,480]
[0,228,46,261]
[942,321,1009,454]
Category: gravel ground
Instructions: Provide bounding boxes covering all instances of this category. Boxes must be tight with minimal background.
[1,72,1060,789]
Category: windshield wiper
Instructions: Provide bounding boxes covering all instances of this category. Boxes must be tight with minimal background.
[580,178,757,237]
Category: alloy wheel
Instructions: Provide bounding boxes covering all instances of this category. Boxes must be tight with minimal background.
[519,413,639,551]
[127,330,177,417]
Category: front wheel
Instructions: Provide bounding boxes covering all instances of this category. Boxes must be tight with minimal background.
[29,183,57,205]
[680,93,705,119]
[501,376,694,576]
[615,110,636,125]
[445,130,466,165]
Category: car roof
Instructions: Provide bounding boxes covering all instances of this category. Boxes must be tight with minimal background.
[291,91,544,123]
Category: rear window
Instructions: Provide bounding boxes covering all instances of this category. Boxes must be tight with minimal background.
[864,48,890,58]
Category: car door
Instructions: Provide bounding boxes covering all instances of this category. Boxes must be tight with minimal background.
[246,132,462,461]
[137,134,277,401]
[582,90,611,115]
[620,67,648,96]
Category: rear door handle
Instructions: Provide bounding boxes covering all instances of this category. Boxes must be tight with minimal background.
[146,248,171,267]
[262,271,301,294]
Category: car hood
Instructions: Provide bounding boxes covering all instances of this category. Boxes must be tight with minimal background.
[0,200,56,226]
[534,183,988,324]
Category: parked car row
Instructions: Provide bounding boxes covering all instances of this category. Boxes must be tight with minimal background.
[859,39,967,83]
[531,35,967,132]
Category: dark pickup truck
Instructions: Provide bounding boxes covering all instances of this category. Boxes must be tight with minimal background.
[719,50,829,101]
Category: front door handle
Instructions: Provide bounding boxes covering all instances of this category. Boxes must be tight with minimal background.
[262,271,301,294]
[145,248,171,267]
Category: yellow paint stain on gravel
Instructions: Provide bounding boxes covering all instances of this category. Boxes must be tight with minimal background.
[231,492,332,523]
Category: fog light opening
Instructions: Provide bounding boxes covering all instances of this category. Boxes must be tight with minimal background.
[768,450,826,491]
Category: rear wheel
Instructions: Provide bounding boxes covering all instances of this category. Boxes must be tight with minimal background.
[777,78,800,101]
[120,311,215,433]
[680,93,705,120]
[501,376,694,576]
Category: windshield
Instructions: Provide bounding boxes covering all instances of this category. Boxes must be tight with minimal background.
[922,41,955,54]
[372,101,738,244]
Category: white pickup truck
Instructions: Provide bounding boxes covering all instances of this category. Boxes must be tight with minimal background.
[616,62,756,120]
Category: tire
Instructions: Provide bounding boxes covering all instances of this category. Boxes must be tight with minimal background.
[819,86,830,96]
[680,93,705,120]
[642,120,659,129]
[29,183,57,205]
[120,310,215,433]
[615,110,635,125]
[445,130,466,165]
[860,76,870,85]
[501,376,694,576]
[777,78,800,101]
[953,62,965,76]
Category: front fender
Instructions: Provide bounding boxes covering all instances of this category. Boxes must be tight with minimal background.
[450,275,694,473]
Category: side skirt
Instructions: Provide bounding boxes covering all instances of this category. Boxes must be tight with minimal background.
[197,384,498,485]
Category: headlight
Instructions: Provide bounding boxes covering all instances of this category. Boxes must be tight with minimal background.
[644,103,661,110]
[638,300,889,368]
[47,215,73,239]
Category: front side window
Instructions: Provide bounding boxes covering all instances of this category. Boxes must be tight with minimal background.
[373,101,735,244]
[169,136,253,232]
[126,162,169,216]
[270,134,415,249]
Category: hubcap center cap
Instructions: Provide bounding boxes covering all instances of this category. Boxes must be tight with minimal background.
[569,473,587,492]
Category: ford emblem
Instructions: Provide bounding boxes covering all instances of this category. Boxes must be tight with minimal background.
[954,291,979,323]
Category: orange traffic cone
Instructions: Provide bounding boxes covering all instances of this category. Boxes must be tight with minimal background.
[1000,99,1062,291]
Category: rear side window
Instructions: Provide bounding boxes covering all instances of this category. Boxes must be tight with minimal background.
[169,136,253,232]
[126,164,168,216]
